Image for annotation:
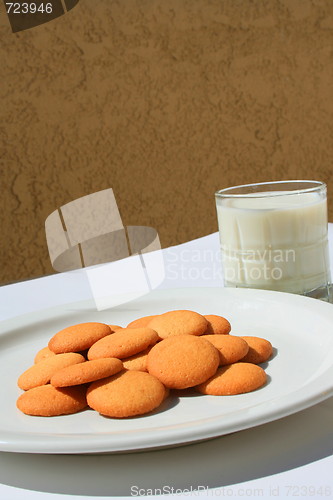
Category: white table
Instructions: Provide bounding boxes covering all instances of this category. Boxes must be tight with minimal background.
[1,231,333,500]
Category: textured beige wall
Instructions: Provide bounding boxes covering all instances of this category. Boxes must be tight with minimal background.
[1,0,333,284]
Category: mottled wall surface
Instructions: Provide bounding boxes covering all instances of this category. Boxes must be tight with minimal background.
[1,0,333,283]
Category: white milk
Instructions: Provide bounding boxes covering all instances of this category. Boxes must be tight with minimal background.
[216,192,330,294]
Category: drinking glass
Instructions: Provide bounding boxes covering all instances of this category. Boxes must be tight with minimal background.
[215,180,331,301]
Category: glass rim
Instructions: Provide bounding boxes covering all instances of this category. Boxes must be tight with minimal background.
[215,180,326,199]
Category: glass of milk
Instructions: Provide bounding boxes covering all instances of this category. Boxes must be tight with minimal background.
[215,180,331,300]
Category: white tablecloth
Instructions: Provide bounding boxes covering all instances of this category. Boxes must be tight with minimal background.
[1,230,333,500]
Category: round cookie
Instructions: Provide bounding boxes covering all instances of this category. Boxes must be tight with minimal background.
[148,310,208,339]
[18,353,85,391]
[196,362,267,395]
[51,358,123,387]
[48,322,112,354]
[203,335,249,365]
[204,315,231,335]
[17,384,87,416]
[34,346,56,364]
[127,315,158,328]
[147,335,220,389]
[87,370,166,418]
[240,336,273,364]
[122,347,152,372]
[87,327,159,360]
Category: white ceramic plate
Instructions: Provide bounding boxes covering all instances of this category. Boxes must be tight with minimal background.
[1,287,333,454]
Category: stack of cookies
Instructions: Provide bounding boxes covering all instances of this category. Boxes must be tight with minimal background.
[16,310,273,418]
